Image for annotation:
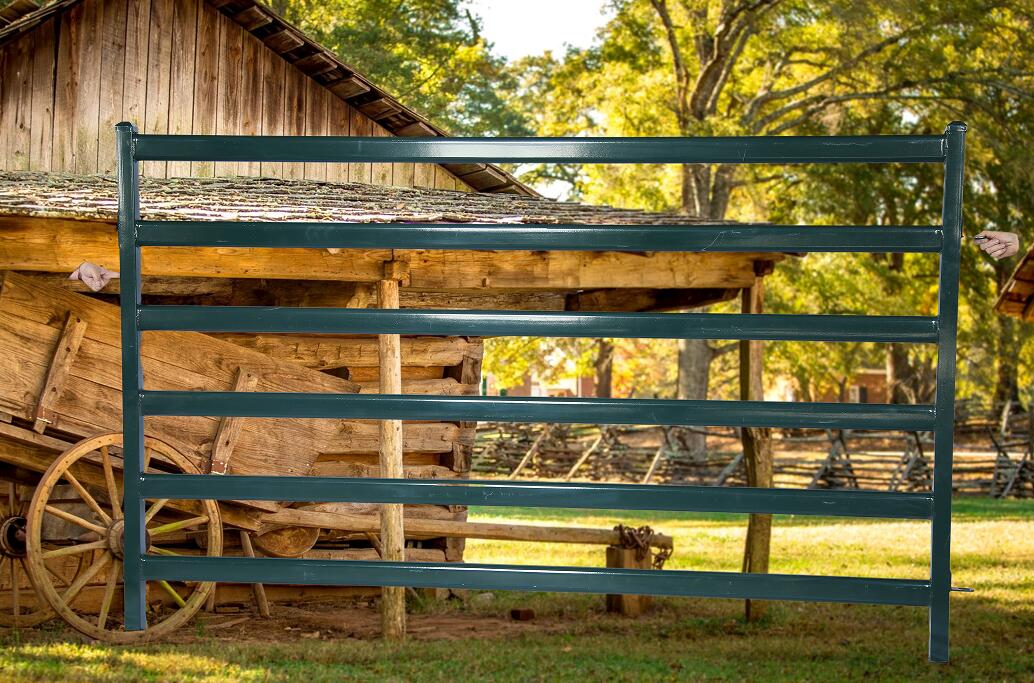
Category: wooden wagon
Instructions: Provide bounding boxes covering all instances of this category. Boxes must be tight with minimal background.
[0,271,673,641]
[0,270,382,640]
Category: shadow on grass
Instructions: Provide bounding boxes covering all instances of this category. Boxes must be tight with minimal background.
[0,590,1031,682]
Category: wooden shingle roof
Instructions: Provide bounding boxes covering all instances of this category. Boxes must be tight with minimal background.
[0,170,713,225]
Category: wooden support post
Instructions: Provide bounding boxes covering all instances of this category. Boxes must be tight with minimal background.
[605,546,651,616]
[239,530,270,618]
[209,367,258,474]
[739,280,773,622]
[378,260,407,640]
[33,312,88,433]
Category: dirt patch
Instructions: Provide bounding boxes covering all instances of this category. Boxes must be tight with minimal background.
[174,596,572,644]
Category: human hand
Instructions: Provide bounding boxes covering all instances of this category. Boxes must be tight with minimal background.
[973,231,1020,259]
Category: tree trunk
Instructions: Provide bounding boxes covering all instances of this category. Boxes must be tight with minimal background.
[594,339,615,399]
[886,343,915,404]
[677,337,711,454]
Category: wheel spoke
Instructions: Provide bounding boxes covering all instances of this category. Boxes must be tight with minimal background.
[156,580,187,609]
[148,515,209,538]
[11,559,19,617]
[42,539,107,560]
[144,499,170,525]
[62,471,112,526]
[44,504,107,535]
[101,446,122,520]
[148,546,181,556]
[61,551,111,604]
[97,559,120,629]
[144,447,153,472]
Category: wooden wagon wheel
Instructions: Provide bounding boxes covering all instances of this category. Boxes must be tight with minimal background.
[0,481,88,628]
[25,433,223,643]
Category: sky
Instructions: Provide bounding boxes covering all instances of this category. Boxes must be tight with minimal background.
[466,0,612,61]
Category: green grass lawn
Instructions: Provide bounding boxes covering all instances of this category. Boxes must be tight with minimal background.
[0,498,1031,682]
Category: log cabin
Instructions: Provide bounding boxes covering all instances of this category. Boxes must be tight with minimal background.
[0,0,781,610]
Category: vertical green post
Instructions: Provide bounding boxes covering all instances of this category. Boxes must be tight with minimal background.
[116,121,147,631]
[929,121,966,662]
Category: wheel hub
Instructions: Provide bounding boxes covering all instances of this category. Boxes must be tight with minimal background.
[0,515,27,558]
[105,519,150,560]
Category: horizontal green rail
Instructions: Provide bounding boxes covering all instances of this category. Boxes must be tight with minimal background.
[135,221,945,253]
[139,392,936,430]
[136,476,934,519]
[140,556,932,607]
[133,134,946,164]
[137,308,939,343]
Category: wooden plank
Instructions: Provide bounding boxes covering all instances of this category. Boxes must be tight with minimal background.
[327,75,370,99]
[209,366,258,474]
[348,105,372,184]
[325,96,351,182]
[72,0,102,175]
[96,0,127,173]
[212,334,476,369]
[29,18,56,171]
[413,163,435,189]
[239,32,263,177]
[7,32,32,170]
[282,63,306,179]
[214,12,243,177]
[377,269,406,640]
[395,121,436,137]
[371,123,392,186]
[166,0,197,177]
[310,462,458,479]
[258,39,284,178]
[232,5,272,31]
[122,0,150,135]
[191,0,219,177]
[293,52,336,77]
[143,0,173,178]
[0,216,763,289]
[391,161,415,188]
[32,312,88,433]
[303,80,329,181]
[263,508,673,548]
[262,28,302,53]
[52,4,80,172]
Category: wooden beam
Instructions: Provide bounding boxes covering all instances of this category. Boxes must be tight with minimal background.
[209,367,258,475]
[213,334,478,369]
[33,311,87,432]
[739,279,772,622]
[377,262,406,640]
[0,217,769,290]
[262,508,673,548]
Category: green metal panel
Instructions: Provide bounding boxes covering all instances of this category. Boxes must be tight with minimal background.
[116,123,965,662]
